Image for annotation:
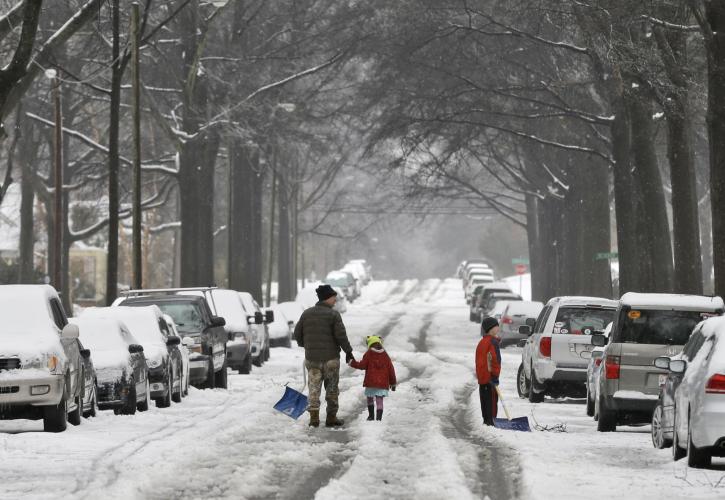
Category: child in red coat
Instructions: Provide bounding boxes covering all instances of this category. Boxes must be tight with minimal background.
[348,335,397,421]
[476,317,502,426]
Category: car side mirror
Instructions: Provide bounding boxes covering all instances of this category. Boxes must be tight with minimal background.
[129,344,144,354]
[254,311,264,325]
[211,316,226,327]
[287,321,294,327]
[80,348,91,359]
[518,325,532,336]
[166,336,181,347]
[265,310,275,324]
[181,337,194,347]
[669,360,687,374]
[654,357,671,370]
[61,323,79,339]
[591,334,608,347]
[525,318,536,328]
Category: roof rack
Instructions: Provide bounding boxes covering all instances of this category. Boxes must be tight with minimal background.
[121,286,219,315]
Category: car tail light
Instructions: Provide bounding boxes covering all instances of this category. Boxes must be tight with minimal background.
[594,358,603,367]
[605,355,620,379]
[706,374,725,394]
[502,316,513,325]
[539,337,551,357]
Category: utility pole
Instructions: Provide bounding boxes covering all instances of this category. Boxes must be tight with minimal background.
[106,0,120,304]
[50,69,63,294]
[131,2,142,289]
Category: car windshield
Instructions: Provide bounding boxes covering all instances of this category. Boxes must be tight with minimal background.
[618,309,712,345]
[553,307,615,335]
[152,303,205,334]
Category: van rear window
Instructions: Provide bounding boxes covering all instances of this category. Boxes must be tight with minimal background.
[618,309,710,345]
[553,307,615,335]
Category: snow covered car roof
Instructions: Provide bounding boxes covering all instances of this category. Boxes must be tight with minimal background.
[620,292,724,312]
[277,301,303,324]
[546,296,618,308]
[83,306,166,345]
[71,316,138,370]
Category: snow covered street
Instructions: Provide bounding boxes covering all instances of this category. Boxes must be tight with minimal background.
[1,279,724,499]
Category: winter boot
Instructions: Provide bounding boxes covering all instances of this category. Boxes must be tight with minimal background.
[367,405,375,421]
[325,411,344,427]
[376,409,383,421]
[308,410,320,428]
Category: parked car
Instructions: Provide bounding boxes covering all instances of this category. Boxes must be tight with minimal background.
[348,259,373,282]
[115,291,229,390]
[268,306,294,347]
[72,316,150,414]
[0,285,86,432]
[239,292,272,367]
[660,316,725,467]
[181,289,252,375]
[650,353,684,451]
[518,296,617,403]
[326,271,358,302]
[88,305,183,406]
[469,282,511,310]
[341,264,364,296]
[593,293,724,432]
[586,322,612,416]
[464,266,494,292]
[499,301,544,348]
[78,338,97,419]
[465,276,496,303]
[469,285,486,322]
[345,260,370,285]
[163,314,190,395]
[482,292,522,317]
[277,301,304,327]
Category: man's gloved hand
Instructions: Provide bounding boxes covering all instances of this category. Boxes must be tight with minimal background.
[391,385,396,392]
[491,377,499,386]
[345,351,355,364]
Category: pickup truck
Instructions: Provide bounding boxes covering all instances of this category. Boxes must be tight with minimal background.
[0,285,87,432]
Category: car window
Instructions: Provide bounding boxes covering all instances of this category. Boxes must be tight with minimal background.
[617,309,708,345]
[552,307,615,335]
[534,306,552,334]
[682,330,705,360]
[153,303,206,334]
[49,299,67,329]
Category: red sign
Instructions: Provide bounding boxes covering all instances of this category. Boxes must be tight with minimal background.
[515,264,528,275]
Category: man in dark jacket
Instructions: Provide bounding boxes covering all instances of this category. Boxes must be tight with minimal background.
[294,284,354,428]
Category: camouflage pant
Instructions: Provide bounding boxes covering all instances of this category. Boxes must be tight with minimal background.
[305,358,340,413]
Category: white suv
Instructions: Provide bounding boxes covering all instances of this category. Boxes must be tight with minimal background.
[517,296,617,402]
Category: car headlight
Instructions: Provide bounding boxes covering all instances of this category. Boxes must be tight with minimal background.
[27,354,62,374]
[147,358,162,369]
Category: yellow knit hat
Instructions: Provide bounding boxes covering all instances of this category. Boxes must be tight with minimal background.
[367,335,382,348]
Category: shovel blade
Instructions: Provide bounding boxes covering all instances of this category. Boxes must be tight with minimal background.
[273,387,309,420]
[494,416,531,432]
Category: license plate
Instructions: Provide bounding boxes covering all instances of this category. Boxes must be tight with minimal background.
[151,383,164,391]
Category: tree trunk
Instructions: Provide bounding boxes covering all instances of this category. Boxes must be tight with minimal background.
[704,2,725,299]
[277,172,294,302]
[106,0,121,304]
[627,91,674,292]
[229,142,255,293]
[250,152,264,301]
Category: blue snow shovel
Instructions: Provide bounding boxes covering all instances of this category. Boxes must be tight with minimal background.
[273,363,308,420]
[493,386,531,432]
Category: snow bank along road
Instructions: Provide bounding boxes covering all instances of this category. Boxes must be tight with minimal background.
[1,279,723,499]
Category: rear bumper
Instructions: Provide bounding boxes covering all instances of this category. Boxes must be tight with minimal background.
[602,394,657,424]
[96,380,132,409]
[693,398,725,449]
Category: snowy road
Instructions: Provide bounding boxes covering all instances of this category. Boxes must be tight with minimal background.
[1,280,724,499]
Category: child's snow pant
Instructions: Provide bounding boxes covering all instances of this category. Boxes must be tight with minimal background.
[479,383,498,426]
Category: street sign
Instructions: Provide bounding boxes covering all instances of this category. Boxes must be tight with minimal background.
[515,264,528,275]
[595,252,619,261]
[511,257,530,265]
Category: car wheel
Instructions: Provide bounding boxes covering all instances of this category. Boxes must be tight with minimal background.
[123,381,138,415]
[184,371,189,396]
[516,364,529,399]
[672,410,687,461]
[239,353,252,374]
[156,370,172,408]
[527,367,545,403]
[43,383,68,433]
[586,384,595,417]
[68,392,82,426]
[172,364,183,403]
[651,404,671,449]
[84,384,98,419]
[597,394,616,432]
[687,412,712,468]
[253,352,263,367]
[204,359,215,389]
[214,360,228,389]
[137,378,150,412]
[264,343,270,362]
